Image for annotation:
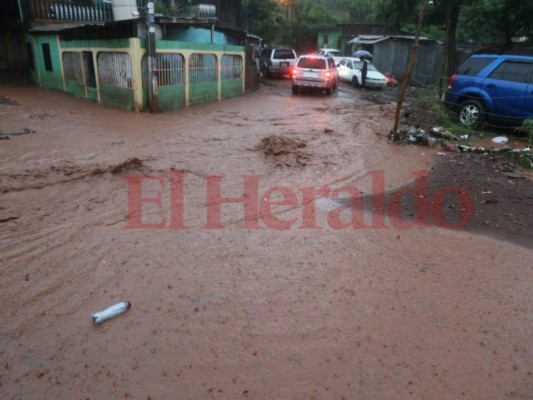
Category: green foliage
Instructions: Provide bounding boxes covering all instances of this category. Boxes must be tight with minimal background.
[417,85,474,135]
[460,0,533,45]
[517,118,533,148]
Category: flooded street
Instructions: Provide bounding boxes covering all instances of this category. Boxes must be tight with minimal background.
[1,80,532,399]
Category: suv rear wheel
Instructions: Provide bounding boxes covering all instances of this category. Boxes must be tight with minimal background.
[458,99,485,127]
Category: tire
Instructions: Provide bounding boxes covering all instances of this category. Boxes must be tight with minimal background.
[458,99,485,127]
[292,85,299,95]
[352,76,360,88]
[326,86,333,95]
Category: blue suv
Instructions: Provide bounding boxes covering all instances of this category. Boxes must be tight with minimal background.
[446,54,533,127]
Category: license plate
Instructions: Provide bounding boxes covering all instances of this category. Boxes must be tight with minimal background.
[303,71,318,77]
[280,62,289,67]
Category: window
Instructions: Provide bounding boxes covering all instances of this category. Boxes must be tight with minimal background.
[189,53,217,84]
[297,57,326,69]
[62,52,84,85]
[26,43,34,71]
[83,52,96,88]
[221,55,243,80]
[457,57,495,76]
[97,52,133,89]
[42,43,53,71]
[489,61,532,83]
[273,49,295,60]
[142,53,185,88]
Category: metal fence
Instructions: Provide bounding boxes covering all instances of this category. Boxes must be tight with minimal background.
[221,55,243,80]
[98,52,133,89]
[189,54,217,84]
[62,52,84,84]
[142,53,185,88]
[31,0,113,22]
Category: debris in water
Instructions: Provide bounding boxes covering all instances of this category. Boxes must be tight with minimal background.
[492,136,509,144]
[0,128,33,138]
[109,157,144,174]
[92,301,131,325]
[256,135,306,155]
[255,135,310,167]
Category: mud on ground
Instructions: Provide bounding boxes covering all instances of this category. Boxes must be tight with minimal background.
[0,78,532,400]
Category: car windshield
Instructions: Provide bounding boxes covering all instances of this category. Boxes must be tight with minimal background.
[297,57,327,69]
[274,49,296,59]
[328,50,343,57]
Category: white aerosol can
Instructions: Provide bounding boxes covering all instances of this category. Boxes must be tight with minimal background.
[92,301,131,325]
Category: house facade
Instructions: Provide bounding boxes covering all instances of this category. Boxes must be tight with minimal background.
[5,0,257,112]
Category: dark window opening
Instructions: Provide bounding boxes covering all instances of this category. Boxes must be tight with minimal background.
[489,61,532,83]
[456,57,495,76]
[273,49,295,60]
[26,43,34,71]
[82,51,96,88]
[42,43,53,71]
[297,57,326,70]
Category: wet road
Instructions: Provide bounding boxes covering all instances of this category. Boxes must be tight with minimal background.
[0,80,532,399]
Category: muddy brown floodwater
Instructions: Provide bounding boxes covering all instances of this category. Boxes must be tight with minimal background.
[0,79,532,400]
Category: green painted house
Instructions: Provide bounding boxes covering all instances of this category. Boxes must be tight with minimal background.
[315,23,387,55]
[27,18,249,112]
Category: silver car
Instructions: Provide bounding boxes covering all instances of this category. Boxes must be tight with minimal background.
[291,55,338,95]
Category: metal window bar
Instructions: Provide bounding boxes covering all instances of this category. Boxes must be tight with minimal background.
[221,55,243,81]
[62,52,84,85]
[189,54,217,84]
[30,0,112,21]
[98,52,133,89]
[142,53,185,88]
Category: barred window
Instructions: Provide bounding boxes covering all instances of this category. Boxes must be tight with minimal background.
[142,53,184,88]
[62,52,84,85]
[189,53,217,84]
[97,52,133,89]
[221,55,243,80]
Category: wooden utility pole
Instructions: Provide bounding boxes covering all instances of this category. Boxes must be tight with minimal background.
[391,0,430,136]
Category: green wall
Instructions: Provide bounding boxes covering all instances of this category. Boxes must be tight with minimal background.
[221,79,243,99]
[32,34,63,90]
[317,28,341,50]
[100,86,135,110]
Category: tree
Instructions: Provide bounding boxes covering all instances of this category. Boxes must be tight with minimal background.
[461,0,533,48]
[246,0,283,44]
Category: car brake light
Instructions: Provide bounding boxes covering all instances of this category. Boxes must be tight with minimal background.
[292,68,298,76]
[325,71,331,78]
[448,74,457,90]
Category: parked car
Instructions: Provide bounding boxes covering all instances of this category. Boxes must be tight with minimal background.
[337,57,387,89]
[259,47,298,78]
[316,48,344,64]
[291,55,338,95]
[446,54,533,127]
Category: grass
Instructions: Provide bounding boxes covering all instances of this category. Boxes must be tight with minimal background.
[416,84,475,136]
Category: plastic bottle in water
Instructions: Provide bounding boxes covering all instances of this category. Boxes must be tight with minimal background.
[92,301,131,325]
